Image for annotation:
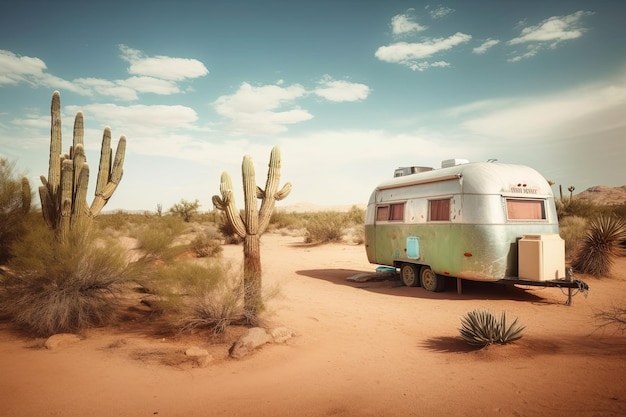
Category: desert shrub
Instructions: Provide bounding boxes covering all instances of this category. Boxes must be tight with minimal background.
[556,197,598,219]
[145,260,256,334]
[190,230,223,258]
[571,215,626,277]
[169,198,200,222]
[269,210,302,230]
[132,215,186,256]
[595,305,626,332]
[304,211,349,244]
[0,221,128,337]
[559,216,588,259]
[459,309,525,347]
[346,205,366,224]
[0,158,32,264]
[217,212,243,244]
[351,224,365,245]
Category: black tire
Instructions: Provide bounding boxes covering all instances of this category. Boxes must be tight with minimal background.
[420,266,445,292]
[400,264,420,287]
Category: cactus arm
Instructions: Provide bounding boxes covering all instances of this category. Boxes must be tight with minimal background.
[21,176,31,214]
[275,182,292,201]
[216,172,246,238]
[242,156,259,235]
[48,91,62,198]
[90,134,126,216]
[71,163,90,230]
[59,159,74,242]
[258,146,291,234]
[72,114,85,194]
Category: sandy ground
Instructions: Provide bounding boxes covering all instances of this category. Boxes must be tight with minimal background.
[1,233,625,417]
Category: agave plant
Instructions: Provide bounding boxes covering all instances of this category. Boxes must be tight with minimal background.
[571,215,626,277]
[459,309,525,347]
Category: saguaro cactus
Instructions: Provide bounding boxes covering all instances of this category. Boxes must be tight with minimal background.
[212,146,291,320]
[38,91,126,241]
[20,177,31,214]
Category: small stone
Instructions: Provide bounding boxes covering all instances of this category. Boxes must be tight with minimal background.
[270,326,295,343]
[44,333,81,350]
[229,327,271,359]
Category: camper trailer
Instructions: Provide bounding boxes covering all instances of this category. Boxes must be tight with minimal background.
[365,159,586,297]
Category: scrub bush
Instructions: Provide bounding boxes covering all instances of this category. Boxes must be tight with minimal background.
[559,216,588,259]
[0,221,128,337]
[0,158,32,264]
[304,211,349,243]
[190,230,223,258]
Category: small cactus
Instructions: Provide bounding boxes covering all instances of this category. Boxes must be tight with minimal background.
[38,91,126,241]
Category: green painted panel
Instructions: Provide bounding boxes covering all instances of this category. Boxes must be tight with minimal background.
[365,223,558,281]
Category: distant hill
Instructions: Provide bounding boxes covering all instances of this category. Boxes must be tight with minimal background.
[576,185,626,206]
[276,203,366,213]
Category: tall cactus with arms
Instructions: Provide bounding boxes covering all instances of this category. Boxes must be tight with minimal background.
[39,91,126,241]
[212,146,291,320]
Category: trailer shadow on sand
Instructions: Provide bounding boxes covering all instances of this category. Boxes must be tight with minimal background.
[295,268,556,303]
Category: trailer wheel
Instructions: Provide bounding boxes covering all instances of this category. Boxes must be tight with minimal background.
[420,266,445,292]
[400,264,420,287]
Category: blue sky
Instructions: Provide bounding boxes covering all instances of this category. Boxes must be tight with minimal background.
[1,0,625,212]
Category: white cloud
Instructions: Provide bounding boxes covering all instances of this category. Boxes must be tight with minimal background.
[507,11,594,61]
[391,11,427,35]
[212,82,313,135]
[427,6,454,19]
[0,50,47,85]
[121,76,181,95]
[461,78,626,140]
[408,60,450,72]
[0,47,207,100]
[375,32,471,70]
[119,45,209,81]
[473,39,500,54]
[65,103,200,134]
[313,76,371,102]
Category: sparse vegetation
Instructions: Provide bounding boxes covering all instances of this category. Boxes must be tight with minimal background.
[190,230,223,258]
[0,220,128,337]
[304,211,350,244]
[459,309,525,347]
[169,199,200,222]
[571,215,626,277]
[0,158,32,264]
[559,215,588,259]
[595,305,626,332]
[305,212,345,243]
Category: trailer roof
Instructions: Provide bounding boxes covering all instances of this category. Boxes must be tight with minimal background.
[375,162,553,196]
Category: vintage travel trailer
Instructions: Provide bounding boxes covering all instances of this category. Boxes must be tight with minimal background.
[365,159,586,298]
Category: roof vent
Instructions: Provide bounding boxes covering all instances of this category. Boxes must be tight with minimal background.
[394,166,433,177]
[441,158,469,168]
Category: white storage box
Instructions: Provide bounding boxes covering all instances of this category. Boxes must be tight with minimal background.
[518,234,565,281]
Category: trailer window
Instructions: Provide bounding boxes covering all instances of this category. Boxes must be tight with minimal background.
[390,203,404,221]
[429,199,450,221]
[506,199,546,220]
[376,203,405,221]
[376,206,389,221]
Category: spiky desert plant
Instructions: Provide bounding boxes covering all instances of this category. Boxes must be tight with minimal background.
[38,91,126,242]
[571,215,626,277]
[212,146,291,321]
[459,309,525,347]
